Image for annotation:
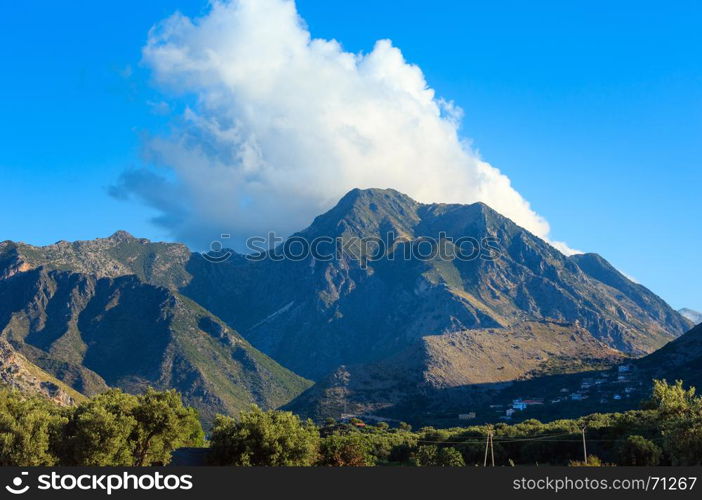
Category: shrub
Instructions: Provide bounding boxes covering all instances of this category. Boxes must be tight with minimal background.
[412,445,465,466]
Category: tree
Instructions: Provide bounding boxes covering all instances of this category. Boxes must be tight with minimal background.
[437,447,465,466]
[131,389,204,466]
[412,444,439,466]
[61,388,204,466]
[412,445,465,466]
[60,390,137,466]
[318,433,376,466]
[398,422,412,432]
[616,435,661,466]
[0,388,65,466]
[648,380,702,465]
[375,421,390,431]
[649,379,697,418]
[209,406,319,466]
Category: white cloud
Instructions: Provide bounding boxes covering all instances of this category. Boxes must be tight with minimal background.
[116,0,577,254]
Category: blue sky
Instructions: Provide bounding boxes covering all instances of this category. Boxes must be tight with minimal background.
[0,1,700,311]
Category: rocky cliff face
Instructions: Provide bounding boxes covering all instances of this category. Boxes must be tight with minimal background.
[0,338,82,407]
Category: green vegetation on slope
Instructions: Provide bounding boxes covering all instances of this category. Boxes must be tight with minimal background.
[211,380,702,467]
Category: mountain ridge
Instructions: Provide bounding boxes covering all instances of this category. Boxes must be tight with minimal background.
[0,188,692,423]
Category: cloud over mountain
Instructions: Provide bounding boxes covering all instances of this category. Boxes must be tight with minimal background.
[114,0,572,253]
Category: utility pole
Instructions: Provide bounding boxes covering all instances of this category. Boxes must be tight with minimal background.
[483,431,490,467]
[490,431,495,467]
[581,425,588,464]
[484,428,495,467]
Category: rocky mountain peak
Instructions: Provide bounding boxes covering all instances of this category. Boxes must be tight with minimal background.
[107,230,137,242]
[300,188,421,240]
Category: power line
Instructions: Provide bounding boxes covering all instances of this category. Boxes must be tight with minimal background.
[417,431,584,445]
[415,435,666,445]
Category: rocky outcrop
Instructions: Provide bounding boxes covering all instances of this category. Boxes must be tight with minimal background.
[0,339,81,406]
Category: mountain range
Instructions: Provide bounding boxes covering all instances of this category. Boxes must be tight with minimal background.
[0,188,694,424]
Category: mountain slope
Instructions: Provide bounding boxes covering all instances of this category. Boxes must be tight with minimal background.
[0,338,85,406]
[0,266,311,423]
[679,308,702,325]
[285,320,624,420]
[635,323,702,388]
[473,322,702,425]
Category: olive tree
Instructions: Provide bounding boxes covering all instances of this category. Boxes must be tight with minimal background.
[61,388,204,466]
[209,406,319,466]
